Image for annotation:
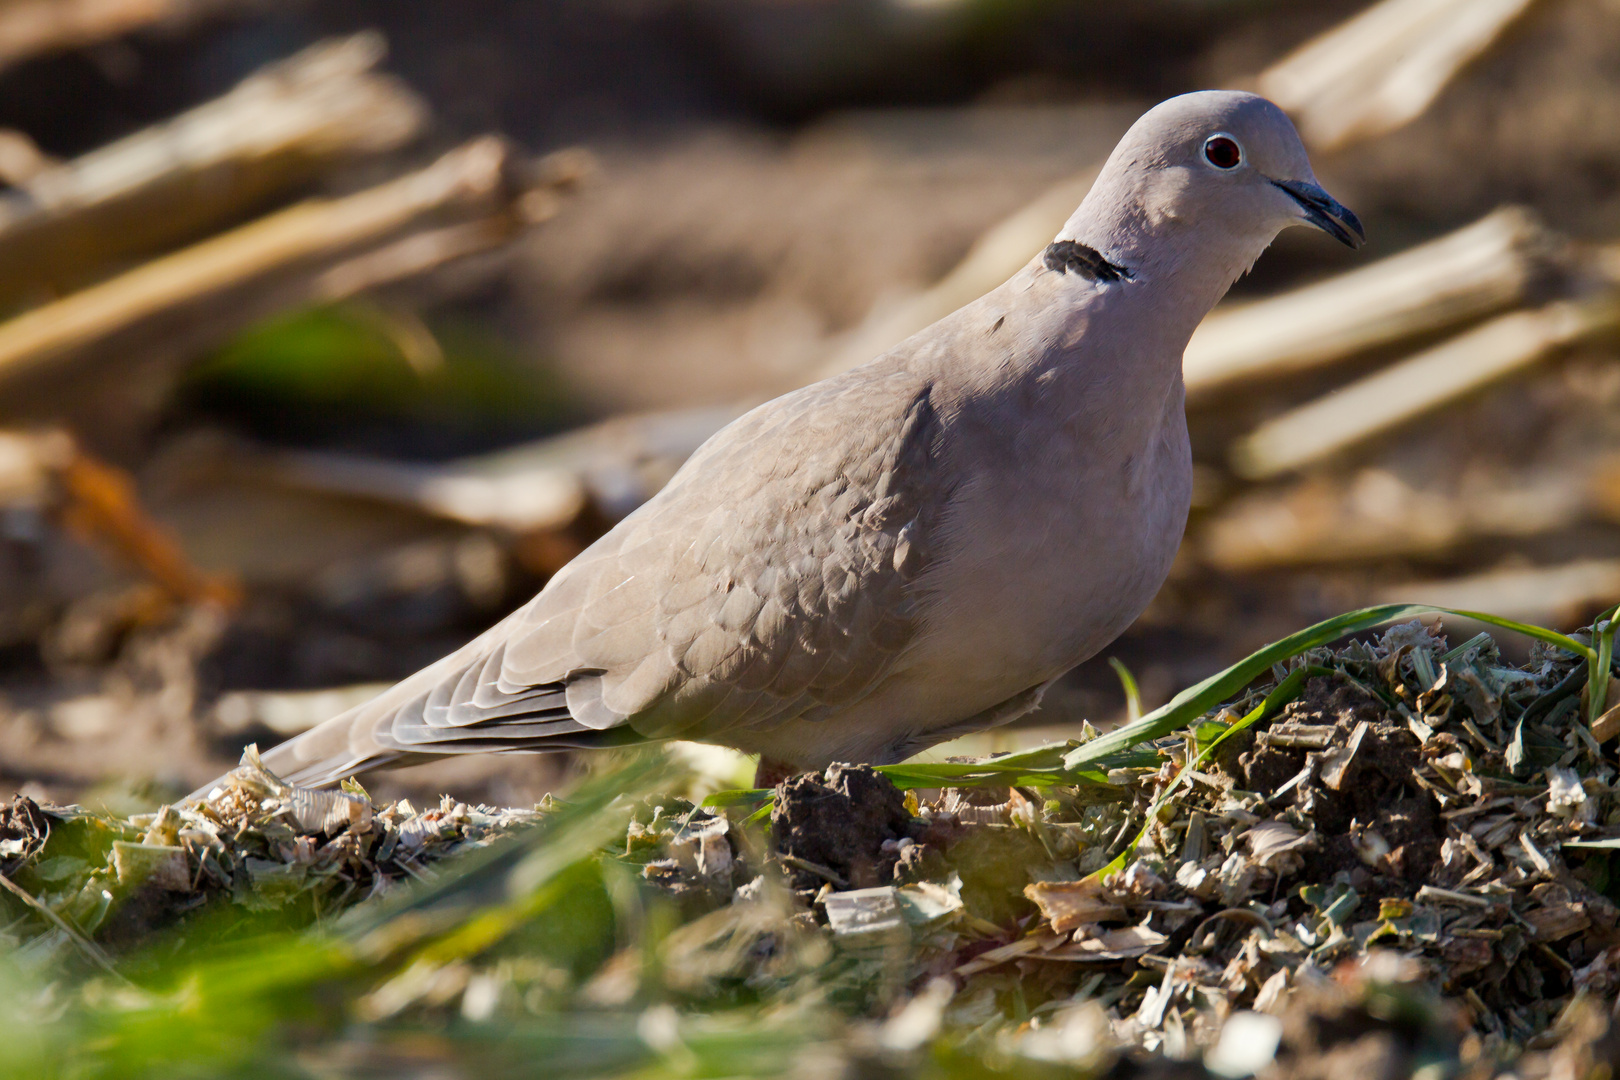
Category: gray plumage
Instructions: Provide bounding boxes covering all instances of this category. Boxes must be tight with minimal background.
[199,90,1362,795]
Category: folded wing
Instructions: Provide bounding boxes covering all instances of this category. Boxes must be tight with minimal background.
[240,365,947,793]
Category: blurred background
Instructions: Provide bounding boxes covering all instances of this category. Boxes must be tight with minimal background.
[0,0,1616,809]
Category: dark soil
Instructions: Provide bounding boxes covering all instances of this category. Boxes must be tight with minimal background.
[1226,676,1445,888]
[770,764,915,895]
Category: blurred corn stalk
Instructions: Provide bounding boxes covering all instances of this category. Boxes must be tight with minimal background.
[0,136,579,391]
[1181,207,1570,396]
[0,28,591,635]
[1257,0,1544,150]
[0,29,587,444]
[0,31,426,305]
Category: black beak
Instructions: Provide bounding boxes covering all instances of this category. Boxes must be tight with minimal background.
[1270,178,1365,249]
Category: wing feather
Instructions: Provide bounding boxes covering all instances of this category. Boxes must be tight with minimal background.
[212,365,949,795]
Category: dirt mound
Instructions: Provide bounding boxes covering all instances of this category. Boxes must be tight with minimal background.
[770,763,915,894]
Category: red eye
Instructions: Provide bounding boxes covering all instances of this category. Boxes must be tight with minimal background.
[1204,135,1242,170]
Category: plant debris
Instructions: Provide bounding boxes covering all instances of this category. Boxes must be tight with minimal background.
[0,745,538,966]
[630,619,1620,1071]
[4,618,1620,1078]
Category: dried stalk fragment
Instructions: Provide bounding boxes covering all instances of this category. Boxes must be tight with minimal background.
[1231,294,1620,479]
[109,841,190,891]
[1025,878,1126,933]
[1258,725,1335,750]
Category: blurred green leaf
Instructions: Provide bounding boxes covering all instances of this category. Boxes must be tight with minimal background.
[182,303,578,450]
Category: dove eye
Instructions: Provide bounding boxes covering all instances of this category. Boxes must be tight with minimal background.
[1203,135,1243,170]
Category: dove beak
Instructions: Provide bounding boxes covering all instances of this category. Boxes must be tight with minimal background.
[1270,178,1365,248]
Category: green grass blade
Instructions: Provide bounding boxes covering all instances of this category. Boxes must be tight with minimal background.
[700,787,771,809]
[1591,618,1616,722]
[1109,657,1143,723]
[1434,607,1597,659]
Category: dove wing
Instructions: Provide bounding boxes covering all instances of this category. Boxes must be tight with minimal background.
[254,364,948,789]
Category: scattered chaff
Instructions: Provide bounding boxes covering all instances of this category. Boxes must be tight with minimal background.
[0,745,540,972]
[685,613,1620,1067]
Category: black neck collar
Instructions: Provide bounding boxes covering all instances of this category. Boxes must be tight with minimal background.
[1042,240,1131,283]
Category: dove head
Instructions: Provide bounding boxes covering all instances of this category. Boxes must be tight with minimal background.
[1058,91,1362,305]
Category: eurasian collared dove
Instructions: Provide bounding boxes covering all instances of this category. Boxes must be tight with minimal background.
[195,91,1362,797]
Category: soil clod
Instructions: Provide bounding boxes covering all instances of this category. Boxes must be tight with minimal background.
[771,763,914,895]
